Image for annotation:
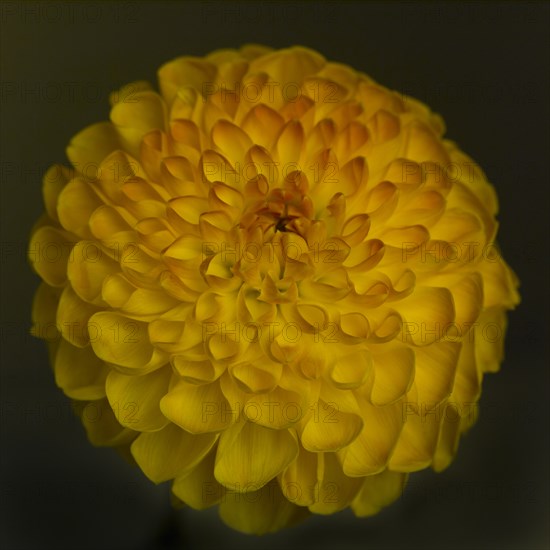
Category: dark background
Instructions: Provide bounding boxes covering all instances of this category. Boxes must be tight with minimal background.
[1,1,549,549]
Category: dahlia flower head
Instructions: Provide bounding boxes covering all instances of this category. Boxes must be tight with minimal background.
[29,45,520,534]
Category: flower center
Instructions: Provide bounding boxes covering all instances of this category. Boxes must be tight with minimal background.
[258,174,314,236]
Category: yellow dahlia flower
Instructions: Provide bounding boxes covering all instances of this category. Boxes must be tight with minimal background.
[29,45,520,534]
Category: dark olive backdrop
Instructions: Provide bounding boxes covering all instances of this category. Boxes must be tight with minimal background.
[1,1,548,549]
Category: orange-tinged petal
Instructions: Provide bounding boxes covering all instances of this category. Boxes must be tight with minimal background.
[276,119,304,166]
[241,104,285,149]
[211,119,252,168]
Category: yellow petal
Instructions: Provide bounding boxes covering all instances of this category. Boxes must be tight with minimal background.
[172,450,224,510]
[308,453,362,514]
[54,338,109,400]
[88,205,131,239]
[171,357,225,384]
[28,226,75,287]
[481,255,521,309]
[67,241,120,305]
[403,120,449,165]
[92,149,140,204]
[339,311,370,340]
[276,120,304,166]
[397,189,446,227]
[160,380,235,433]
[170,119,201,151]
[105,366,171,432]
[56,285,99,347]
[214,420,298,490]
[238,43,274,60]
[366,109,400,145]
[357,82,403,121]
[131,423,217,483]
[389,403,442,472]
[371,345,415,405]
[120,287,180,318]
[66,122,121,170]
[334,121,369,162]
[450,335,481,404]
[157,56,216,105]
[330,349,373,390]
[475,307,507,373]
[42,164,71,221]
[244,385,304,429]
[341,214,371,247]
[57,177,104,238]
[351,470,408,517]
[219,479,308,535]
[414,341,461,404]
[110,91,167,157]
[399,286,456,346]
[301,400,363,452]
[231,361,282,393]
[445,142,498,215]
[241,104,284,149]
[248,46,325,85]
[432,402,462,472]
[446,272,484,328]
[279,445,320,507]
[77,398,136,447]
[341,400,403,476]
[89,312,167,373]
[109,80,153,107]
[211,119,252,169]
[101,273,135,309]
